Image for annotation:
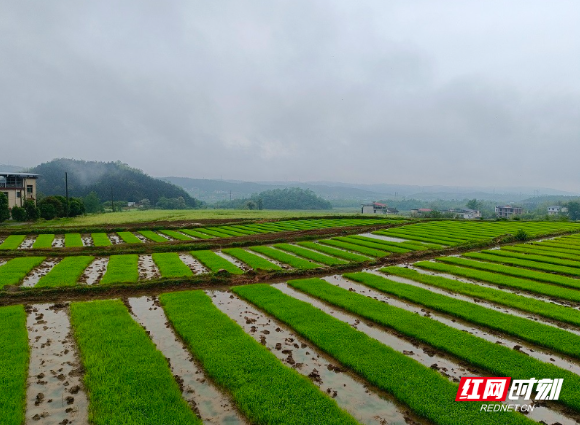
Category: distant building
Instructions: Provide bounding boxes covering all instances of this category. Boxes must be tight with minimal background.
[448,208,481,219]
[0,172,39,208]
[361,202,394,215]
[410,208,432,216]
[495,205,523,218]
[547,206,567,216]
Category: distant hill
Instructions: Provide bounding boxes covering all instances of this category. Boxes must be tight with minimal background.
[31,159,200,206]
[162,177,385,203]
[163,177,577,206]
[0,164,26,173]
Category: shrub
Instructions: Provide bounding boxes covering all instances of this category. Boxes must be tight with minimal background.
[24,200,40,221]
[10,206,27,222]
[0,193,10,222]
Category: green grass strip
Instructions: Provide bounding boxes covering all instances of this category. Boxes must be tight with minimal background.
[0,257,45,288]
[281,278,580,415]
[233,283,531,425]
[70,300,200,425]
[0,235,26,250]
[160,290,356,425]
[0,305,29,425]
[416,260,580,303]
[32,234,55,248]
[36,256,94,288]
[117,231,142,244]
[335,236,412,254]
[250,246,321,269]
[296,242,371,262]
[91,233,112,247]
[152,253,193,278]
[345,271,580,360]
[181,229,214,239]
[189,250,243,274]
[274,243,348,266]
[319,239,389,257]
[221,248,281,271]
[138,230,167,242]
[159,230,193,241]
[382,266,580,328]
[64,233,84,247]
[465,251,580,278]
[438,256,580,291]
[100,255,139,284]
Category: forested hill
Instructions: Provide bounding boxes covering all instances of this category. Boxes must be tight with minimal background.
[216,187,333,210]
[30,159,200,206]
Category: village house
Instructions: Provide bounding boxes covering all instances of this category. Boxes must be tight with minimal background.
[0,172,39,208]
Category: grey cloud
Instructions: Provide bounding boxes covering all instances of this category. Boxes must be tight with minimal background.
[1,1,579,191]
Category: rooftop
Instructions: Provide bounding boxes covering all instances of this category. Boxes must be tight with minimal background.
[0,172,39,178]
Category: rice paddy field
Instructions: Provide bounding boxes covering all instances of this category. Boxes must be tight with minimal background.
[2,216,580,424]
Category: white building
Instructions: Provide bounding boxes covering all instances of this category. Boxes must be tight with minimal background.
[449,208,481,219]
[547,206,567,216]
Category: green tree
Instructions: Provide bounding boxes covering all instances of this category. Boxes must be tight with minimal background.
[69,198,86,217]
[24,200,40,221]
[84,191,102,214]
[11,206,27,221]
[38,196,65,218]
[39,203,57,220]
[246,200,257,210]
[466,199,479,210]
[0,193,10,222]
[257,197,263,210]
[567,201,580,221]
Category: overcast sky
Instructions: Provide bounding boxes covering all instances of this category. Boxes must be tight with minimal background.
[2,1,579,190]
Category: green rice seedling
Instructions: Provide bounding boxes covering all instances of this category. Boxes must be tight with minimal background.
[0,235,27,250]
[181,229,214,239]
[379,230,459,246]
[345,271,580,360]
[279,278,580,415]
[233,283,532,425]
[416,260,580,303]
[0,257,45,288]
[64,233,84,247]
[159,230,193,241]
[190,250,243,274]
[502,245,580,260]
[36,256,94,288]
[159,290,358,425]
[221,248,281,271]
[319,239,389,258]
[138,230,167,242]
[438,257,580,291]
[207,228,246,237]
[381,266,580,328]
[296,242,371,262]
[249,246,321,269]
[100,255,139,284]
[481,249,580,269]
[70,300,201,424]
[32,234,55,249]
[194,228,232,238]
[91,233,112,247]
[273,243,348,266]
[334,236,412,253]
[0,305,29,425]
[117,231,142,244]
[373,230,449,247]
[349,235,428,251]
[152,253,193,278]
[465,251,580,278]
